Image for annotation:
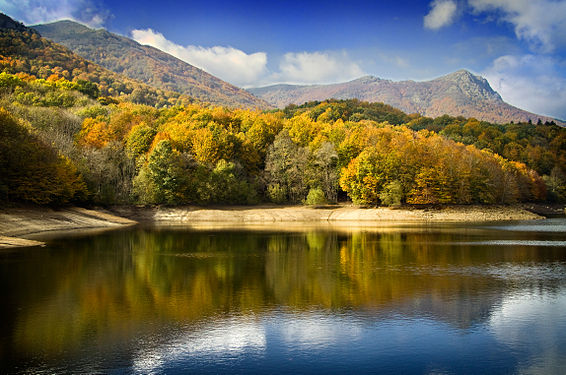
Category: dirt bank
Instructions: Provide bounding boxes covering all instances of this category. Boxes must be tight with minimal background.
[110,204,543,224]
[0,207,137,248]
[1,204,545,249]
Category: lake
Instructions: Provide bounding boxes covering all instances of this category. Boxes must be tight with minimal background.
[1,219,565,374]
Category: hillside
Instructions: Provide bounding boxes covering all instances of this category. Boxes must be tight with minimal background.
[250,70,563,125]
[0,13,191,107]
[34,20,270,109]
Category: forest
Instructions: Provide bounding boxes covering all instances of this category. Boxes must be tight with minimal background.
[0,27,193,107]
[0,72,565,207]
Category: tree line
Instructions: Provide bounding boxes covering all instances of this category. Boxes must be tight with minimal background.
[0,73,564,206]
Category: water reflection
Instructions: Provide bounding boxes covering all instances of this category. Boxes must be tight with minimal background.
[0,221,565,373]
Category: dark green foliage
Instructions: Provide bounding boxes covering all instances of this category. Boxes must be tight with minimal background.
[74,79,99,98]
[283,99,411,125]
[133,140,186,204]
[309,142,339,202]
[264,130,309,203]
[204,160,256,204]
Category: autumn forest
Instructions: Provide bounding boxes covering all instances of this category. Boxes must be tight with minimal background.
[0,22,565,208]
[1,69,565,208]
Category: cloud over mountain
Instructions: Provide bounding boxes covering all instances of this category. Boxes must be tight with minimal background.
[273,51,364,85]
[0,0,109,27]
[483,54,566,119]
[131,28,267,87]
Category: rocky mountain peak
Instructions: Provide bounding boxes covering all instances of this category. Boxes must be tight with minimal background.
[436,69,501,102]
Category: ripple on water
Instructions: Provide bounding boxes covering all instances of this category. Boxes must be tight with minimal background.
[487,218,566,233]
[448,240,566,247]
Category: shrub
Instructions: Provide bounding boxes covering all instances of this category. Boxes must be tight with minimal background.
[304,187,327,206]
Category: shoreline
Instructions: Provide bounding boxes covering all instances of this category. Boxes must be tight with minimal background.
[0,204,550,249]
[0,207,137,248]
[110,204,545,224]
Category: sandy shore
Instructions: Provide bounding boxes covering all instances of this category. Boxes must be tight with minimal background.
[111,204,543,224]
[0,207,136,248]
[0,204,545,249]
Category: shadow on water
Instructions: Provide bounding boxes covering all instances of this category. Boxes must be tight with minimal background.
[1,220,565,373]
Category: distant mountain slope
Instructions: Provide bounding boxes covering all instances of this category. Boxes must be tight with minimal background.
[250,70,562,124]
[34,20,270,109]
[0,13,190,107]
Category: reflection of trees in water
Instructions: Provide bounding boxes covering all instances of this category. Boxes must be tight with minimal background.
[4,228,566,357]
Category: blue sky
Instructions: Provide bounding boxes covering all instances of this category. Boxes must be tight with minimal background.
[1,0,565,120]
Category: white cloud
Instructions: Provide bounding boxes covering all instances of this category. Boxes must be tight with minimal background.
[131,28,267,87]
[424,0,458,30]
[483,54,566,120]
[469,0,566,52]
[272,51,364,85]
[0,0,110,27]
[489,291,566,374]
[132,29,364,87]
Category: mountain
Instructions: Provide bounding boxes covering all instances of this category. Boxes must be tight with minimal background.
[0,13,191,107]
[249,70,562,124]
[0,12,33,33]
[33,20,270,109]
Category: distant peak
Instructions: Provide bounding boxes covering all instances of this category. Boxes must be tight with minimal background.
[442,69,477,80]
[33,19,93,33]
[45,19,87,27]
[435,69,501,101]
[351,75,380,83]
[454,69,473,75]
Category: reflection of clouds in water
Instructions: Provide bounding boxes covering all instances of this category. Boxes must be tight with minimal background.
[132,318,266,374]
[131,312,363,373]
[277,314,362,348]
[489,290,566,374]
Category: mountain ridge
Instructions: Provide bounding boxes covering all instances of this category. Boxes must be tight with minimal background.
[33,20,270,109]
[0,13,193,107]
[250,70,562,125]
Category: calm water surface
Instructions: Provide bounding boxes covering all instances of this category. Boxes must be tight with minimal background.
[1,219,566,374]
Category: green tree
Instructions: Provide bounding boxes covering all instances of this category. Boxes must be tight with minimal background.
[543,167,566,202]
[379,180,404,206]
[264,130,309,203]
[304,187,327,206]
[310,142,339,202]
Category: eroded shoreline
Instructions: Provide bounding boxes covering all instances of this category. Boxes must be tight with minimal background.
[111,204,544,224]
[0,204,549,249]
[0,207,137,248]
